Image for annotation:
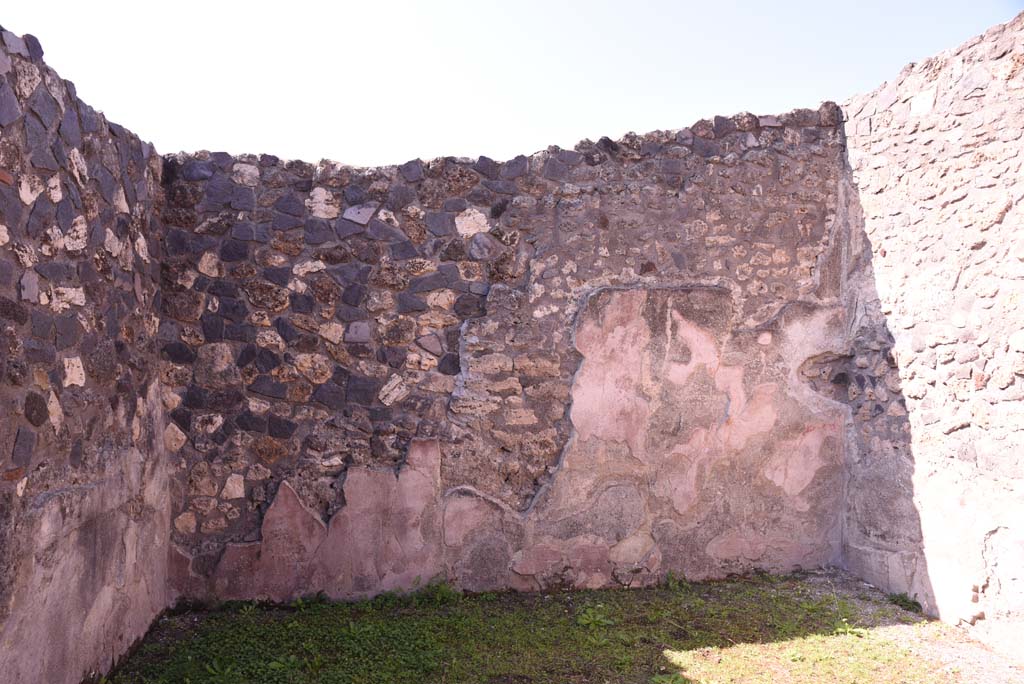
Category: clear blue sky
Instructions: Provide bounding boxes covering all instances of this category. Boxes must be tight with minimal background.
[4,0,1022,165]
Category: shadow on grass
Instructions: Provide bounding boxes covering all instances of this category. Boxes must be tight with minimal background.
[105,569,932,684]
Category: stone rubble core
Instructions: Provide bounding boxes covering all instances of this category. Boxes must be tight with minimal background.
[1,12,1023,684]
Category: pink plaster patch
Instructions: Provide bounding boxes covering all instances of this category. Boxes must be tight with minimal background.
[764,423,839,501]
[317,439,443,597]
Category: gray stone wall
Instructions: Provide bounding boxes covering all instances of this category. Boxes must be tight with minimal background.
[842,13,1024,654]
[0,29,171,684]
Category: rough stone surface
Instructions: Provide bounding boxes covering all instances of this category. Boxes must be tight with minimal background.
[841,13,1024,654]
[0,31,169,684]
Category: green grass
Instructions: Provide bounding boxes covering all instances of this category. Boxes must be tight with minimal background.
[887,592,923,614]
[108,572,950,684]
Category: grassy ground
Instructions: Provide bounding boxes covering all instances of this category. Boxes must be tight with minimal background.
[106,570,1017,684]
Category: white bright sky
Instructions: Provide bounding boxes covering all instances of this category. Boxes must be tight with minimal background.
[4,1,1022,166]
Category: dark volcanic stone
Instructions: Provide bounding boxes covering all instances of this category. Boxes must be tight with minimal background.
[442,198,468,212]
[220,239,249,262]
[162,342,197,364]
[274,317,298,343]
[249,375,287,399]
[219,298,248,323]
[28,85,59,127]
[231,221,270,243]
[34,262,74,282]
[59,107,82,147]
[483,180,518,195]
[541,157,568,181]
[263,267,291,287]
[236,410,267,433]
[454,294,487,317]
[346,376,380,405]
[386,184,416,211]
[205,388,244,411]
[398,159,423,182]
[24,339,55,364]
[272,212,303,231]
[500,155,528,179]
[268,415,297,439]
[474,156,501,179]
[304,218,333,244]
[335,304,364,322]
[232,186,256,211]
[1,297,30,325]
[226,321,256,342]
[11,427,36,467]
[312,382,346,410]
[556,150,583,165]
[198,315,223,344]
[255,349,280,372]
[390,241,419,260]
[274,193,305,216]
[31,310,54,340]
[341,284,365,307]
[378,346,407,368]
[236,344,257,368]
[208,280,239,298]
[181,160,214,181]
[331,366,349,386]
[23,34,44,60]
[170,407,192,431]
[365,219,407,242]
[334,218,364,240]
[396,292,427,313]
[290,293,314,314]
[24,392,48,427]
[409,272,447,293]
[424,212,454,236]
[439,238,467,261]
[438,353,461,375]
[27,197,56,238]
[182,386,208,409]
[0,82,22,127]
[69,439,84,468]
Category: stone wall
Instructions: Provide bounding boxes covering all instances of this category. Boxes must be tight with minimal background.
[162,107,852,599]
[0,29,171,683]
[841,13,1024,653]
[1,12,1023,682]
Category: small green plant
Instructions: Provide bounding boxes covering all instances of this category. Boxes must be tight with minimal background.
[303,653,326,676]
[413,581,463,607]
[664,571,693,594]
[887,592,923,613]
[833,617,866,637]
[267,654,300,671]
[577,604,615,628]
[202,659,236,682]
[651,673,691,684]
